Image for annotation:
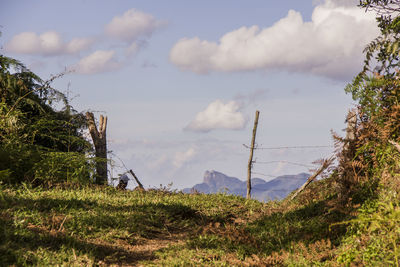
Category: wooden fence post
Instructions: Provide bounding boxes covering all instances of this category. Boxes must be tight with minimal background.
[247,110,260,199]
[129,169,144,189]
[86,112,108,185]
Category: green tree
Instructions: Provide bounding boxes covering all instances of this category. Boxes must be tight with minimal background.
[0,53,93,185]
[348,1,400,113]
[339,0,400,198]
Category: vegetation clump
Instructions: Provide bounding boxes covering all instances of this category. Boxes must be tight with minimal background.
[0,54,94,186]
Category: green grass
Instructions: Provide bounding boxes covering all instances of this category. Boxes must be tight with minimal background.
[0,183,265,266]
[336,187,400,266]
[0,177,398,266]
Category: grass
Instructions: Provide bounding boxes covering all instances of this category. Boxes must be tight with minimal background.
[0,183,265,266]
[335,177,400,266]
[1,175,398,266]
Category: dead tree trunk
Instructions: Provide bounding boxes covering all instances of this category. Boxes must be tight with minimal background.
[247,110,260,199]
[86,112,108,185]
[290,157,334,200]
[344,110,357,152]
[337,110,359,200]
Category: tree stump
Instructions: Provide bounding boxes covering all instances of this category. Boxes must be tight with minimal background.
[86,112,108,184]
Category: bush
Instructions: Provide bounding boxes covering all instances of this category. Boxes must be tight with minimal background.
[32,152,96,186]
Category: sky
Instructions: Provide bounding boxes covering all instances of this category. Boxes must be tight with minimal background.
[0,0,380,189]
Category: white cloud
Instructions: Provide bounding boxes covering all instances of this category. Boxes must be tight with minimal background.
[73,50,121,74]
[313,0,358,7]
[105,9,164,42]
[5,31,93,56]
[185,100,247,132]
[105,9,165,59]
[173,147,197,168]
[169,0,379,80]
[65,37,94,54]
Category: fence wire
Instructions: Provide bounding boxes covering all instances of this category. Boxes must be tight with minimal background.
[245,142,336,179]
[254,160,315,168]
[243,144,333,150]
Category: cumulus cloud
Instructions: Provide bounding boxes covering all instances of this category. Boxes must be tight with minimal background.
[65,37,94,54]
[170,0,379,80]
[73,50,121,74]
[185,100,247,132]
[105,9,165,58]
[105,9,164,42]
[5,31,93,56]
[173,147,197,168]
[313,0,358,7]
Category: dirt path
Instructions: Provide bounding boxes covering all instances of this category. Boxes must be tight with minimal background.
[94,233,187,266]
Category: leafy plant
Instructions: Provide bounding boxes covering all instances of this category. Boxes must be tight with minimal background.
[32,152,96,185]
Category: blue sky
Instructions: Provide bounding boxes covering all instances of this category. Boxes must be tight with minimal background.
[0,0,379,189]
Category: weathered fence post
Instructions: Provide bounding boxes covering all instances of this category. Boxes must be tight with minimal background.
[129,169,144,189]
[247,110,260,199]
[86,112,108,185]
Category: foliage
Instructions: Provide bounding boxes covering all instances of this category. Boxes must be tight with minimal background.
[32,152,97,186]
[349,1,400,112]
[0,53,92,185]
[335,1,400,199]
[337,195,400,266]
[326,2,400,266]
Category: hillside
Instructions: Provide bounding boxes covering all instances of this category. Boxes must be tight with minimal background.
[183,170,310,201]
[2,172,400,266]
[0,178,367,266]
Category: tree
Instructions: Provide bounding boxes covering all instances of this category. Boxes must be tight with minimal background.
[0,53,93,184]
[345,1,400,118]
[337,0,400,198]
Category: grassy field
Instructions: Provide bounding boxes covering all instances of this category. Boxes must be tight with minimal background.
[0,177,398,266]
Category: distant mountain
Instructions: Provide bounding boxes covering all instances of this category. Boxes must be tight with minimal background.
[182,170,310,201]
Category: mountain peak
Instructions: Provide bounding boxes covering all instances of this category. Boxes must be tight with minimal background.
[204,170,223,181]
[203,170,242,188]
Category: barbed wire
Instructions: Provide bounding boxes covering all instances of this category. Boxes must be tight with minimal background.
[246,139,337,180]
[254,160,315,168]
[109,151,129,172]
[108,152,131,183]
[243,144,333,150]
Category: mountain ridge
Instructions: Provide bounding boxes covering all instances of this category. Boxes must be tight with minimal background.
[183,170,310,201]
